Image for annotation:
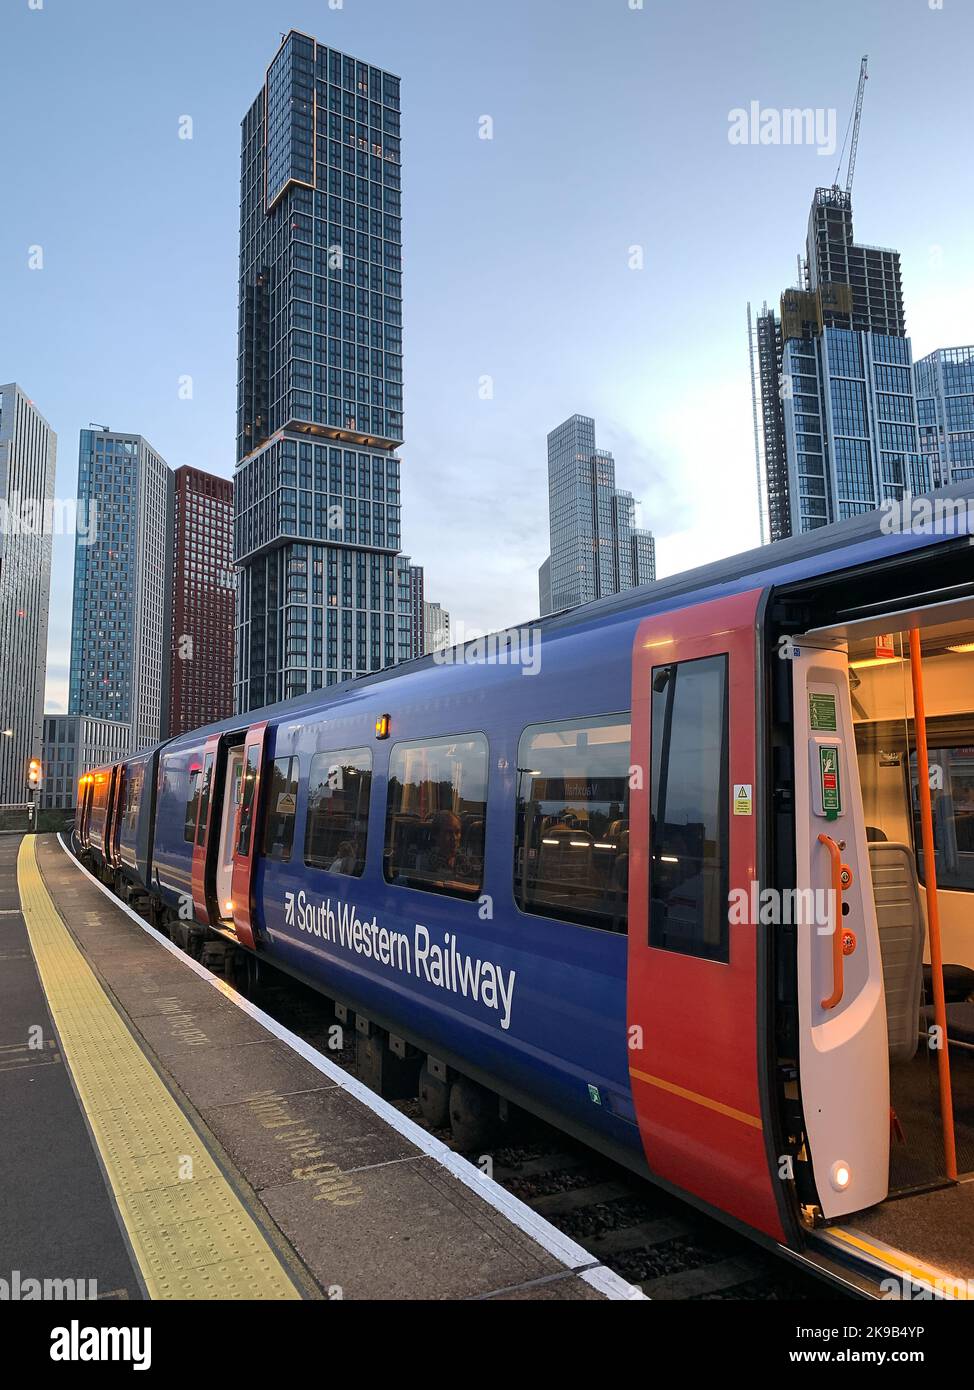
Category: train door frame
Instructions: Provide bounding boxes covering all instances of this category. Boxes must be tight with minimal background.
[229,720,269,951]
[215,743,245,924]
[628,587,794,1244]
[189,735,222,925]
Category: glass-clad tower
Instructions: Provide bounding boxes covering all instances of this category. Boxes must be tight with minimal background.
[235,30,406,710]
[69,429,173,751]
[540,414,655,616]
[915,346,974,486]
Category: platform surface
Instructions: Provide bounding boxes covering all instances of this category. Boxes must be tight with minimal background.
[0,834,625,1301]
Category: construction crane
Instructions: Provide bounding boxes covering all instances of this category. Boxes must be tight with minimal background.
[834,55,868,194]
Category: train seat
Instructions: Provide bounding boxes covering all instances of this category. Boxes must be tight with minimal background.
[868,841,926,1062]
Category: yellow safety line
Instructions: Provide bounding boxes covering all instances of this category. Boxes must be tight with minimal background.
[16,837,301,1300]
[629,1067,763,1130]
[824,1226,970,1299]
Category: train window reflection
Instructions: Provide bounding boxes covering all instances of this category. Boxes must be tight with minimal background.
[649,655,729,961]
[514,714,631,933]
[384,734,488,899]
[236,746,261,856]
[183,768,201,843]
[305,748,372,876]
[263,757,299,861]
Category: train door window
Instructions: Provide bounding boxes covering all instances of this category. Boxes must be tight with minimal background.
[649,655,729,961]
[910,746,974,893]
[304,748,372,876]
[237,745,261,855]
[125,765,143,837]
[195,754,214,847]
[183,767,202,842]
[514,714,631,933]
[263,757,299,861]
[384,734,488,899]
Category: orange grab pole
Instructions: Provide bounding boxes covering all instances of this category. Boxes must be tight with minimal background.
[909,627,958,1182]
[818,833,845,1010]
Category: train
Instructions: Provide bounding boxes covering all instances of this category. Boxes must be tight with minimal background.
[73,485,974,1291]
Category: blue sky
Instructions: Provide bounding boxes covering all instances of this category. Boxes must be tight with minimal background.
[3,0,973,713]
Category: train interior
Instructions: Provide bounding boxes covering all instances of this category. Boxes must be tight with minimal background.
[802,600,974,1286]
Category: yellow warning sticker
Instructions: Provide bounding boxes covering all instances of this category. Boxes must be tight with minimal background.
[733,784,752,816]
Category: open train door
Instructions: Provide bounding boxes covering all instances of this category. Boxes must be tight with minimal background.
[628,589,787,1240]
[190,735,221,925]
[229,721,268,951]
[789,639,889,1218]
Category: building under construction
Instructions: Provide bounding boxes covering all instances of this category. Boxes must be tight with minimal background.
[748,58,929,540]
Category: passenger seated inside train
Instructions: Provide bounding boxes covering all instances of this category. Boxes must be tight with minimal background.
[383,733,488,899]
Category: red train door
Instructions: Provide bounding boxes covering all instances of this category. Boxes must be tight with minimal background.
[230,721,267,951]
[190,736,221,925]
[628,588,785,1240]
[110,765,126,867]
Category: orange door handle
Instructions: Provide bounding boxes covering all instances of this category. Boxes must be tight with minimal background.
[818,833,846,1010]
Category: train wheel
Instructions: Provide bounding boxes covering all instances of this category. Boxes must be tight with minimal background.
[448,1076,498,1152]
[418,1064,450,1129]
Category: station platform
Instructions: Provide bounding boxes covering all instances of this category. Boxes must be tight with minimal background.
[0,833,638,1301]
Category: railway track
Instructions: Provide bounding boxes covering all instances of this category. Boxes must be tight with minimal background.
[179,932,838,1302]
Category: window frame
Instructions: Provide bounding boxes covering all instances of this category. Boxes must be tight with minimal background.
[262,755,300,862]
[382,729,489,901]
[648,653,730,963]
[513,711,632,935]
[303,745,373,878]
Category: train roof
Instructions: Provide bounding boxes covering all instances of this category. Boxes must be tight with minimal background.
[159,481,974,753]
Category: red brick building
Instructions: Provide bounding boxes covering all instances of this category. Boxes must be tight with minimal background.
[167,466,234,736]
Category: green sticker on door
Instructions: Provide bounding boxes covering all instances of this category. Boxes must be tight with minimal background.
[809,691,838,731]
[819,745,842,820]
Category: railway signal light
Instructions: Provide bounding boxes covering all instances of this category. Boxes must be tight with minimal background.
[27,758,42,791]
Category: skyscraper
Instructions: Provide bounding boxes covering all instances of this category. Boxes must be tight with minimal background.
[539,414,656,616]
[69,428,173,751]
[423,601,450,654]
[235,30,405,710]
[395,557,424,661]
[0,385,56,805]
[755,189,929,539]
[167,466,235,737]
[914,347,974,487]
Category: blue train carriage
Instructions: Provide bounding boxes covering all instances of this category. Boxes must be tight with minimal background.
[82,482,974,1296]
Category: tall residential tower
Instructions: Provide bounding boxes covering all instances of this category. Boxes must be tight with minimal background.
[0,385,56,804]
[68,428,173,751]
[235,30,406,710]
[168,466,235,737]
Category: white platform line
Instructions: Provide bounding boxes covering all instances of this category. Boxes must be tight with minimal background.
[56,836,645,1302]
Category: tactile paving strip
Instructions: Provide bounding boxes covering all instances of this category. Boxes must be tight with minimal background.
[16,837,301,1300]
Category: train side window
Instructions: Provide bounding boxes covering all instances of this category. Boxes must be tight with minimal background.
[384,734,488,899]
[195,754,214,847]
[910,746,974,893]
[304,748,372,876]
[125,765,143,836]
[649,654,729,962]
[263,757,299,861]
[183,768,202,843]
[236,745,261,855]
[514,714,631,933]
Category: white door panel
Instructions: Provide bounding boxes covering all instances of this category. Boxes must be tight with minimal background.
[793,643,890,1218]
